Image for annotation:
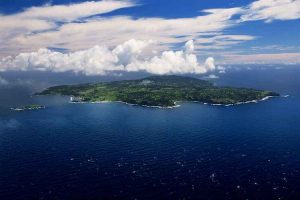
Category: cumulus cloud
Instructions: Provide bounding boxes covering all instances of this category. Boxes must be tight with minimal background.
[126,43,215,74]
[204,57,216,71]
[112,39,155,65]
[185,40,195,54]
[0,40,215,75]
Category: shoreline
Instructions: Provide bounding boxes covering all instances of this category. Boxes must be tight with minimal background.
[70,100,181,109]
[69,95,285,109]
[10,106,46,111]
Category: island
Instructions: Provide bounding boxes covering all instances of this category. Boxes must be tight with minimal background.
[37,75,280,107]
[11,104,46,111]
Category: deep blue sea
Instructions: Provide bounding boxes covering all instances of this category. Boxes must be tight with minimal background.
[0,66,300,200]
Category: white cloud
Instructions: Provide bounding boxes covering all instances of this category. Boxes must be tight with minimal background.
[12,14,235,53]
[250,45,300,51]
[0,1,244,57]
[222,52,300,64]
[112,39,155,65]
[204,57,216,71]
[203,74,219,79]
[0,0,299,65]
[240,0,300,22]
[17,0,135,22]
[126,40,215,74]
[0,0,136,54]
[217,66,226,73]
[185,40,195,54]
[194,34,256,50]
[0,40,215,75]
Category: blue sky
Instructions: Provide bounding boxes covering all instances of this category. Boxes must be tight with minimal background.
[0,0,253,15]
[0,0,299,75]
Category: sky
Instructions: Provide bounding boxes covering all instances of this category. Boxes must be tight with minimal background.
[0,0,299,76]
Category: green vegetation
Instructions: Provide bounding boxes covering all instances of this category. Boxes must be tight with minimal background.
[38,75,280,107]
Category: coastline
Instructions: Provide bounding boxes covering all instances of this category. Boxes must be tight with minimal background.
[69,95,285,109]
[70,100,181,109]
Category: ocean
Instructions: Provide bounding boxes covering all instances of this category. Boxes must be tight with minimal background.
[0,66,300,199]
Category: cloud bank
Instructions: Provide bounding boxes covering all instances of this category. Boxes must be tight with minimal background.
[0,0,299,66]
[222,52,300,64]
[0,40,215,75]
[1,7,241,56]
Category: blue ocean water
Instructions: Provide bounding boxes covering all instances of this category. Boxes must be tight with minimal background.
[0,66,300,199]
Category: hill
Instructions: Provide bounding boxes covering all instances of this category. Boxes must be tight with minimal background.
[38,75,279,107]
